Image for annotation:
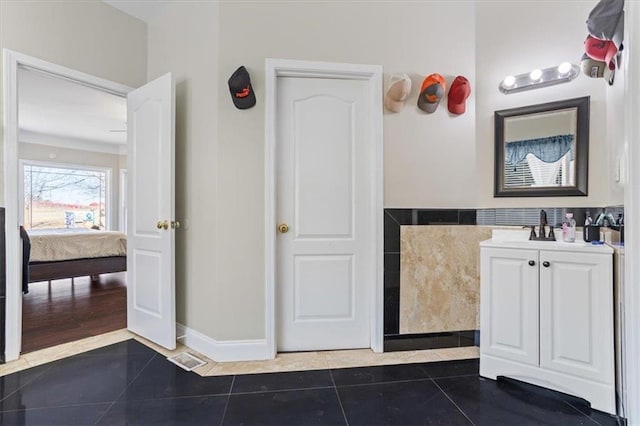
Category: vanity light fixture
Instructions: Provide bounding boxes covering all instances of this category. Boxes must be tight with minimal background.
[499,63,580,94]
[529,69,543,81]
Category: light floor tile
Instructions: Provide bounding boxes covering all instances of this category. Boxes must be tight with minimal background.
[0,329,135,377]
[0,358,32,377]
[432,346,480,361]
[23,329,135,368]
[206,351,329,376]
[323,348,444,369]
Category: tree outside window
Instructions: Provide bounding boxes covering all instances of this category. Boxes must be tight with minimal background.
[23,164,108,230]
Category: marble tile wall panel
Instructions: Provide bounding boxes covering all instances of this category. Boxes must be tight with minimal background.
[399,225,492,334]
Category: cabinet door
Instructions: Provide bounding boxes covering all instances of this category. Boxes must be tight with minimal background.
[481,248,539,366]
[539,251,614,384]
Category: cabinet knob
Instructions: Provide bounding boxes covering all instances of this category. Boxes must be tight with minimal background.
[542,261,550,267]
[528,260,535,266]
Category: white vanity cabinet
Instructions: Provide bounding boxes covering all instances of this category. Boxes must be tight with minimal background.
[480,239,615,414]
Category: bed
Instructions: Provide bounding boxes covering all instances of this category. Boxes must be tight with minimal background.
[20,227,127,292]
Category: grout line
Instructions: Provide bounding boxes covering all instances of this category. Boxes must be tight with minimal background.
[0,401,114,414]
[431,378,476,426]
[228,385,334,397]
[559,399,603,425]
[384,209,402,227]
[0,362,57,404]
[334,377,433,389]
[219,375,236,426]
[329,369,349,426]
[92,353,157,426]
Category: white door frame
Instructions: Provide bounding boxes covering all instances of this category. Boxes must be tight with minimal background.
[2,49,132,361]
[623,1,640,422]
[264,58,384,358]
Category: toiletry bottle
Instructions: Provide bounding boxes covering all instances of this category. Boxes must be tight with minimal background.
[585,211,592,226]
[562,213,576,242]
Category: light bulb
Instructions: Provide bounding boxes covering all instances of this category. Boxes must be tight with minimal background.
[503,75,516,87]
[558,62,572,75]
[529,69,543,81]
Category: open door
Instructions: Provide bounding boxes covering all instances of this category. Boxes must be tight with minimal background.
[126,73,176,349]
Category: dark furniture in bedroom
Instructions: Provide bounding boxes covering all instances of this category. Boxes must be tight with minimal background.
[28,256,126,283]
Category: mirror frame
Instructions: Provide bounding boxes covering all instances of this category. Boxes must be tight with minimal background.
[494,96,590,197]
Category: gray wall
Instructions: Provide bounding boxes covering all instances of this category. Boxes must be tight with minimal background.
[1,0,626,345]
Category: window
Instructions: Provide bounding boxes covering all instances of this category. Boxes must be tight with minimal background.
[22,162,110,230]
[504,153,571,188]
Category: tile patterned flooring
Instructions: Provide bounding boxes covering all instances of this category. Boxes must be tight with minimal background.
[0,329,480,378]
[0,339,620,425]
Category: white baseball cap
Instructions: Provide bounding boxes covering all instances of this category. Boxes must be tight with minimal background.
[384,73,412,113]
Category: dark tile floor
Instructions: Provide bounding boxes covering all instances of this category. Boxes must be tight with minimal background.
[0,340,622,426]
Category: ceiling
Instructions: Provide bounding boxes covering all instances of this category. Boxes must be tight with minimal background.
[18,66,127,150]
[102,0,168,23]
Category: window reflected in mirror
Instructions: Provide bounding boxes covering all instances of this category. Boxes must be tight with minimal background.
[495,97,589,197]
[504,108,576,188]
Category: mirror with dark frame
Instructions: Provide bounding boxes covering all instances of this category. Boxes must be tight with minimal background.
[494,96,589,197]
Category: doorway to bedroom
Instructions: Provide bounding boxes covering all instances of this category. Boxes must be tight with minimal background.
[17,65,129,354]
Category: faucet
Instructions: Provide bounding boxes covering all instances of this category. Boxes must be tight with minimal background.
[529,209,556,241]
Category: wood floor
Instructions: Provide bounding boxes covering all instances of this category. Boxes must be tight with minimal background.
[21,272,127,354]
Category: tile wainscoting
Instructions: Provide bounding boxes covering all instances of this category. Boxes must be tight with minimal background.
[400,225,491,334]
[383,206,623,352]
[384,209,478,352]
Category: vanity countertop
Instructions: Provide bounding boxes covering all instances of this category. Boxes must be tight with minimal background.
[481,229,613,254]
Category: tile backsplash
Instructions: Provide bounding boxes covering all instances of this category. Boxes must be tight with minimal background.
[477,206,624,227]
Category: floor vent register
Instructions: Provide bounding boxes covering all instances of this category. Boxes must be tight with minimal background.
[167,352,207,371]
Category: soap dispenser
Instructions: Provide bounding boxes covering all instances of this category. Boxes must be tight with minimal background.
[562,213,576,242]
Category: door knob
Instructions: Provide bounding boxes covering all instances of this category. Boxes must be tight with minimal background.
[278,223,289,233]
[171,220,180,229]
[528,260,536,266]
[542,261,551,267]
[157,220,169,230]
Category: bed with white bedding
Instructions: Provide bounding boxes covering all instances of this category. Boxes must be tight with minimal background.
[20,228,127,290]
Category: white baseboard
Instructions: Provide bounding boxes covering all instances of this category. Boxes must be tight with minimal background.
[176,323,271,362]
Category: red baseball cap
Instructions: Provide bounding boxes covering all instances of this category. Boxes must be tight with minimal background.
[447,76,471,115]
[584,35,617,70]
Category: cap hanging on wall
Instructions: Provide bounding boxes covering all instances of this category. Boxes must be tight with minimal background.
[587,0,624,49]
[417,73,445,113]
[384,73,412,113]
[584,35,618,70]
[447,76,471,115]
[228,66,256,110]
[585,0,624,71]
[580,53,615,85]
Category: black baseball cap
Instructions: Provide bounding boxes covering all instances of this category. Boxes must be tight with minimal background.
[228,66,256,109]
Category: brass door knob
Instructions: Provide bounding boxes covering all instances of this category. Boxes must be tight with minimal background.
[278,223,289,233]
[157,220,169,230]
[171,220,180,229]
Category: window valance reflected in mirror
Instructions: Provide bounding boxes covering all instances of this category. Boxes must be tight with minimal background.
[494,96,589,197]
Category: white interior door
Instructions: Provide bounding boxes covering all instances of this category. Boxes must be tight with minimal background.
[276,76,372,352]
[126,73,176,349]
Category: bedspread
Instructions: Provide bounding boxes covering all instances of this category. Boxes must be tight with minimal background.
[29,231,127,262]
